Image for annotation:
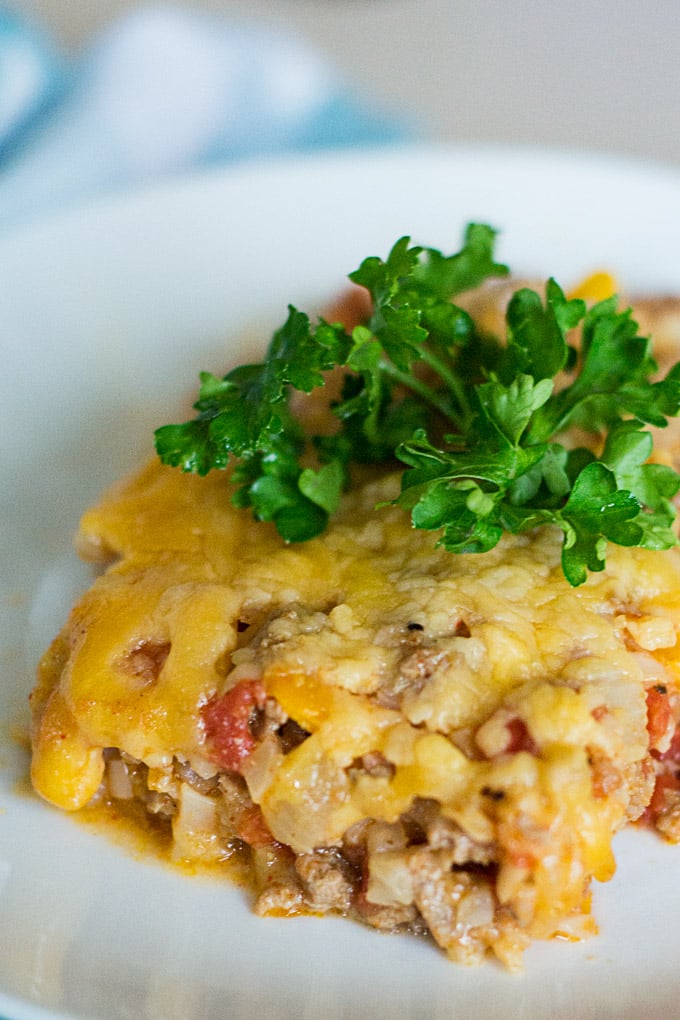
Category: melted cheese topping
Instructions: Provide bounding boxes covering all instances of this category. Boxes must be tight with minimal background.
[30,454,680,945]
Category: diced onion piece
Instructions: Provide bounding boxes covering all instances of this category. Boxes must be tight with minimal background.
[456,884,495,929]
[172,783,221,861]
[241,734,284,802]
[107,758,133,799]
[366,851,415,906]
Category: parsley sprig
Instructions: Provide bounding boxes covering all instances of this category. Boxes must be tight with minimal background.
[154,224,680,585]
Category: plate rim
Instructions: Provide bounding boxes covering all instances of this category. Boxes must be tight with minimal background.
[4,140,680,1020]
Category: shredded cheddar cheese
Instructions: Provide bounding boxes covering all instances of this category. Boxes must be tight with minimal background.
[29,435,680,966]
[567,271,618,303]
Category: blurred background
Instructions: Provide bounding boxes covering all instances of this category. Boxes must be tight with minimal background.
[1,0,679,233]
[13,0,680,162]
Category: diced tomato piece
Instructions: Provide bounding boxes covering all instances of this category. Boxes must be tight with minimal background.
[237,805,278,848]
[505,717,539,755]
[203,679,267,772]
[646,686,674,752]
[651,725,680,764]
[642,771,680,825]
[323,285,372,331]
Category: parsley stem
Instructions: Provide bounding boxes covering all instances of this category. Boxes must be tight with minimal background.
[417,346,473,430]
[379,359,465,429]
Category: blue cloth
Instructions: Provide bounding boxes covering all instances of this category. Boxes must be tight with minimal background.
[0,5,409,234]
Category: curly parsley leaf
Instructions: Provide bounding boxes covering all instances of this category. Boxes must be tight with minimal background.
[155,224,680,585]
[155,308,350,471]
[503,279,581,382]
[557,462,644,586]
[413,222,510,299]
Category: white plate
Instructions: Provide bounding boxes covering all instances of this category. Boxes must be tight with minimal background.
[2,144,680,1020]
